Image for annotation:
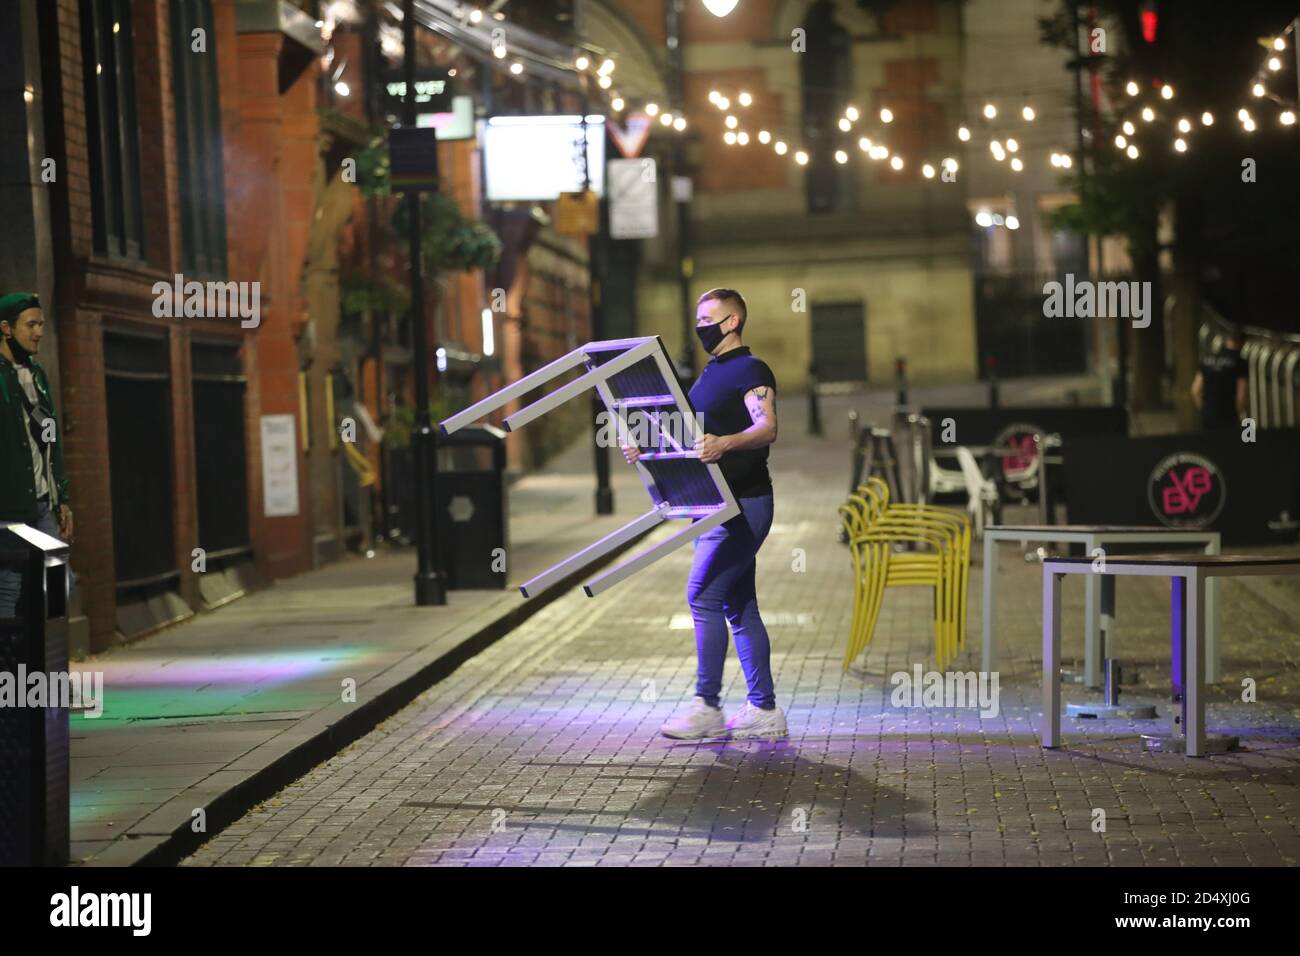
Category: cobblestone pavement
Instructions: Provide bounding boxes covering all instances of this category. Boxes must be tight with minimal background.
[182,427,1300,867]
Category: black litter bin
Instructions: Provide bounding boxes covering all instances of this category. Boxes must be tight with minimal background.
[0,522,72,866]
[436,424,508,589]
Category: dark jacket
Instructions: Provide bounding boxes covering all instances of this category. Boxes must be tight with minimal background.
[0,352,69,522]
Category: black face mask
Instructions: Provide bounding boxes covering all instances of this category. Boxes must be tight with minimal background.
[3,332,32,365]
[696,315,739,354]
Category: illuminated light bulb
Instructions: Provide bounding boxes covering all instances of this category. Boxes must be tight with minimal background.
[703,0,740,16]
[1244,117,1256,131]
[598,59,615,75]
[1160,84,1174,100]
[1050,152,1062,167]
[1005,137,1019,152]
[889,155,903,170]
[736,130,748,144]
[1125,80,1139,96]
[611,97,625,111]
[982,103,996,119]
[725,114,738,129]
[1141,107,1154,122]
[1201,111,1214,125]
[1122,120,1136,135]
[838,118,851,132]
[1174,138,1187,152]
[1273,37,1286,51]
[1253,83,1266,98]
[958,126,971,141]
[660,112,674,126]
[738,91,752,107]
[1010,157,1023,171]
[1282,111,1297,126]
[1268,56,1282,71]
[922,163,935,178]
[723,131,737,145]
[708,90,721,104]
[880,107,893,123]
[845,106,859,122]
[674,116,686,131]
[1022,105,1035,121]
[646,102,660,116]
[989,139,1002,152]
[774,141,788,155]
[716,96,730,111]
[975,210,993,227]
[597,74,612,89]
[794,150,809,165]
[871,145,889,160]
[493,44,507,59]
[335,81,350,96]
[1059,153,1072,168]
[758,130,771,143]
[834,150,848,164]
[1114,134,1127,148]
[575,55,589,71]
[469,9,482,23]
[992,214,1004,225]
[858,136,872,151]
[1006,215,1020,230]
[1126,144,1139,158]
[942,157,958,172]
[1177,118,1191,133]
[509,62,523,75]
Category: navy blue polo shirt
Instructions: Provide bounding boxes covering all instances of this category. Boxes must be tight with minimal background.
[688,346,776,498]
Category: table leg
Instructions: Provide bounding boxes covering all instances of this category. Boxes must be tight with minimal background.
[982,534,997,673]
[1204,539,1220,683]
[1186,571,1207,757]
[1042,568,1062,748]
[1083,537,1102,689]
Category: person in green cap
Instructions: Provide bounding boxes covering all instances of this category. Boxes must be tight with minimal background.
[0,292,72,619]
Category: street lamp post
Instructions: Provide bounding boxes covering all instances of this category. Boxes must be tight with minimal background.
[403,0,447,606]
[667,0,694,383]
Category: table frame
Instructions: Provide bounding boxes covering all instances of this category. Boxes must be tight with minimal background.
[982,527,1220,686]
[1041,557,1296,757]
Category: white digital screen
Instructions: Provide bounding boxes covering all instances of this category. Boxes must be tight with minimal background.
[483,115,605,201]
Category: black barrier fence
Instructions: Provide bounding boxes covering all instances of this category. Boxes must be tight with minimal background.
[0,523,72,866]
[1063,428,1300,546]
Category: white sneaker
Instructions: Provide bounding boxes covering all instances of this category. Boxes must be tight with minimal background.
[726,703,788,739]
[660,697,726,739]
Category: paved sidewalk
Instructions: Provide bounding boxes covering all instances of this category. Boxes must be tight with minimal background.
[181,402,1300,867]
[70,436,649,865]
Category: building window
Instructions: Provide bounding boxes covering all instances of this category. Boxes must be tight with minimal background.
[80,0,145,260]
[170,0,227,277]
[800,0,855,214]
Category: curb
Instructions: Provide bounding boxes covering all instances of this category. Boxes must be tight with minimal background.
[84,523,662,867]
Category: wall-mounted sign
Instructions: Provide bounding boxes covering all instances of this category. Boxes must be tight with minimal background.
[608,158,657,240]
[260,414,300,518]
[483,115,605,201]
[557,190,599,236]
[389,127,440,193]
[383,67,455,115]
[416,94,475,140]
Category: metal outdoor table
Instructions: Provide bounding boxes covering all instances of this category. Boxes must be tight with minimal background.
[982,525,1221,686]
[1040,553,1300,757]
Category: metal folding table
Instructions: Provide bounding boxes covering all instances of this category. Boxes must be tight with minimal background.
[982,525,1221,686]
[1040,553,1300,757]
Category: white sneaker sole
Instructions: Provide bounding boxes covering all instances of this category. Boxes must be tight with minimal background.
[661,726,727,740]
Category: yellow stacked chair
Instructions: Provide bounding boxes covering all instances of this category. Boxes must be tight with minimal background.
[837,477,971,672]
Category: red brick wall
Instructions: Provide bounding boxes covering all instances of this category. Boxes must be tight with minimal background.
[685,67,788,193]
